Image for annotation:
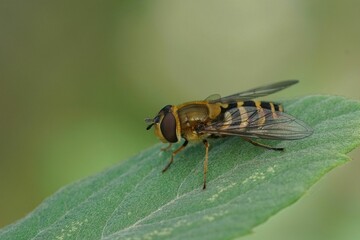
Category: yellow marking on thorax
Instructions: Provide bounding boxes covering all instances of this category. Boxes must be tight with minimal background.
[207,102,229,119]
[172,105,182,142]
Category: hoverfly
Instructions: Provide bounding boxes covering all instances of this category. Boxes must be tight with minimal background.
[146,80,313,189]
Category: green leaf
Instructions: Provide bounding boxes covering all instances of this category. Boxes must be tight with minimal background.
[1,95,360,240]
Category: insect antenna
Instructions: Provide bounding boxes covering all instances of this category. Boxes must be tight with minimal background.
[145,118,155,130]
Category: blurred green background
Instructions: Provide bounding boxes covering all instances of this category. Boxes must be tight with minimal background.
[1,0,359,239]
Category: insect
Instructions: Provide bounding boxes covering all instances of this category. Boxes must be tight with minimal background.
[145,80,313,189]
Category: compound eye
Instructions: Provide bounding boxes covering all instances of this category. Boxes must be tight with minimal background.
[160,112,178,143]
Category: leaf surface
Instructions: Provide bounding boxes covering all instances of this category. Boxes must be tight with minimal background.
[1,95,360,240]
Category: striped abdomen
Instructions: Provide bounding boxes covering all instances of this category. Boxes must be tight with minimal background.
[214,100,283,129]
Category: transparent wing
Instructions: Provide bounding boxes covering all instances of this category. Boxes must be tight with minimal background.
[202,106,313,140]
[208,80,299,103]
[204,94,221,101]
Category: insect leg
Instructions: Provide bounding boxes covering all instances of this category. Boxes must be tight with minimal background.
[161,143,173,151]
[242,137,284,151]
[203,139,209,190]
[162,140,188,173]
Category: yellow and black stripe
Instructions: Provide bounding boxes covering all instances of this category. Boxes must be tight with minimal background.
[216,100,283,129]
